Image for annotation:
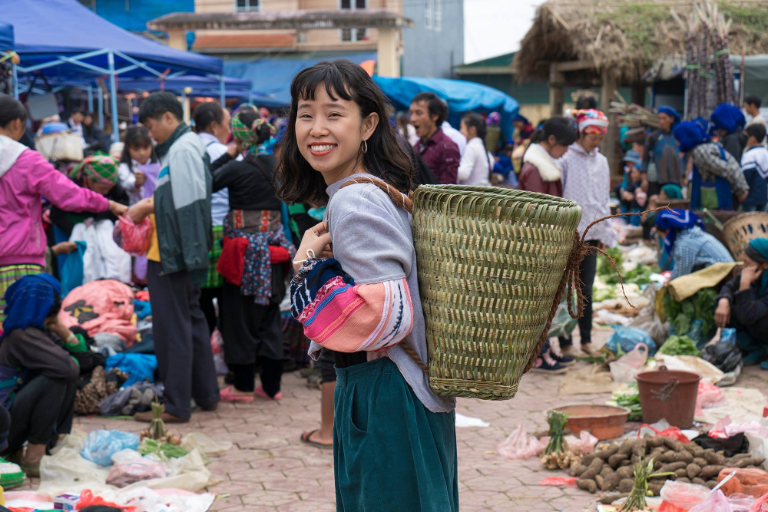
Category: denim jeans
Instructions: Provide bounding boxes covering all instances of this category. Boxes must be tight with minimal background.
[742,204,767,212]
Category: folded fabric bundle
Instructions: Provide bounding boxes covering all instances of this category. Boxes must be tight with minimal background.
[106,353,157,387]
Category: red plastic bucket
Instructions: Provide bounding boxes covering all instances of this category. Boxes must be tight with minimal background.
[636,366,700,428]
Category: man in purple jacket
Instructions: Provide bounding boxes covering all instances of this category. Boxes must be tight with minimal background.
[409,92,460,184]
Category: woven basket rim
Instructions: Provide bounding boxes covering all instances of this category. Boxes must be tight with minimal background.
[413,184,580,209]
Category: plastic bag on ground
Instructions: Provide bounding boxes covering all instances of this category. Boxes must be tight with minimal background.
[696,381,728,416]
[180,433,232,457]
[610,343,650,383]
[113,214,153,257]
[716,468,768,498]
[703,342,743,373]
[606,325,658,357]
[628,284,670,345]
[81,430,140,467]
[497,424,547,460]
[77,489,136,511]
[547,296,578,338]
[750,493,768,512]
[659,480,711,511]
[689,490,733,512]
[107,458,167,488]
[746,432,768,471]
[564,430,598,455]
[638,423,691,443]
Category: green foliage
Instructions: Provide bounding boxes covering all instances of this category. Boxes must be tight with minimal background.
[544,410,570,455]
[594,3,671,58]
[658,335,701,357]
[594,287,617,303]
[611,385,642,421]
[663,287,718,340]
[720,2,768,41]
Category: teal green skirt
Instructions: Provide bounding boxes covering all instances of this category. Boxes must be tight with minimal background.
[334,357,458,512]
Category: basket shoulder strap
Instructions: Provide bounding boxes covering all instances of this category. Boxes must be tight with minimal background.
[338,176,414,214]
[335,176,427,375]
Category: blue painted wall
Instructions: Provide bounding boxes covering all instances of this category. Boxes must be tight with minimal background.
[78,0,195,33]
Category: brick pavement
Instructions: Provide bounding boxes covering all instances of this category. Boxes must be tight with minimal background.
[20,328,768,511]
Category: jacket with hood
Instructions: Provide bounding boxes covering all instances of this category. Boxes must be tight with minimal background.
[152,123,212,285]
[517,143,563,197]
[0,135,109,268]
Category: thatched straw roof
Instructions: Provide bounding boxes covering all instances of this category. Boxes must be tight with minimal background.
[514,0,768,83]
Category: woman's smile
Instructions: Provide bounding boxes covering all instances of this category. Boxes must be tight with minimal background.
[309,143,338,157]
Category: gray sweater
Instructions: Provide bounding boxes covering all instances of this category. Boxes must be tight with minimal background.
[308,173,455,414]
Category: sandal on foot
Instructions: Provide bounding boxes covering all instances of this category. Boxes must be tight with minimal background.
[255,384,282,401]
[220,386,255,403]
[301,430,332,449]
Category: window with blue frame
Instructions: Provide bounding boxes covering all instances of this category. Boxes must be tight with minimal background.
[236,0,259,12]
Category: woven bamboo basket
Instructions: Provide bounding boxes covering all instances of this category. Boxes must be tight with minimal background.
[412,185,582,400]
[722,212,768,260]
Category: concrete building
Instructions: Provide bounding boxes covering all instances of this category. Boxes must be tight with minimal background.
[402,0,463,78]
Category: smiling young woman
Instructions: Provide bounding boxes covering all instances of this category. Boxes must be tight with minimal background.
[275,60,458,512]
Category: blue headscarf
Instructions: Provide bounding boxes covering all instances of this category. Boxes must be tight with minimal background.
[711,103,746,134]
[513,113,529,124]
[655,209,705,254]
[2,274,61,339]
[658,106,680,125]
[692,117,709,133]
[673,121,711,153]
[745,238,768,296]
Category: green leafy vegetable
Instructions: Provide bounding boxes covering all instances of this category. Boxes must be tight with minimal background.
[609,386,642,421]
[544,410,570,455]
[594,287,617,302]
[658,335,700,357]
[138,438,189,459]
[662,287,718,340]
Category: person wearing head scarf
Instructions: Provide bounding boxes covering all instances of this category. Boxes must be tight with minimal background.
[556,109,616,358]
[641,106,682,196]
[655,209,733,280]
[207,104,295,403]
[716,238,768,368]
[484,112,503,154]
[616,150,647,225]
[49,155,129,240]
[0,274,82,476]
[673,121,749,211]
[711,103,747,161]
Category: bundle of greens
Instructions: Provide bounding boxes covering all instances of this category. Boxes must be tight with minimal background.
[594,287,617,303]
[619,458,674,512]
[658,335,700,357]
[597,249,656,286]
[541,410,580,469]
[609,386,642,421]
[662,288,718,343]
[138,438,189,459]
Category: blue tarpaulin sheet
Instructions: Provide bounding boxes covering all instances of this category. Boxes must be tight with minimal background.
[372,76,519,135]
[0,0,222,77]
[0,22,13,51]
[224,52,377,107]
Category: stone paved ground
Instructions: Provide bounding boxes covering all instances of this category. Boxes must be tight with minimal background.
[19,329,768,511]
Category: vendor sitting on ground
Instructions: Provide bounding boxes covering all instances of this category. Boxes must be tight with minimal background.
[673,121,749,211]
[615,150,647,225]
[0,274,82,477]
[715,238,768,367]
[655,209,734,280]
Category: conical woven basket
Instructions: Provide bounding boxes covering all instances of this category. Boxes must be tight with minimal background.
[412,185,582,400]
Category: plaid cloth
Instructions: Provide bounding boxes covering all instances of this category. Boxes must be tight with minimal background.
[692,142,749,196]
[281,312,311,369]
[69,155,119,184]
[203,225,224,289]
[0,264,43,326]
[231,103,275,155]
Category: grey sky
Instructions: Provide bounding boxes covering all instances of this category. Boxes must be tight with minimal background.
[463,0,545,63]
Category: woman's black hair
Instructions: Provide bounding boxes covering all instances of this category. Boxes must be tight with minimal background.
[575,95,598,110]
[275,59,413,204]
[120,126,157,172]
[0,94,27,128]
[193,102,225,133]
[47,292,62,319]
[461,113,486,142]
[530,116,577,147]
[235,108,272,147]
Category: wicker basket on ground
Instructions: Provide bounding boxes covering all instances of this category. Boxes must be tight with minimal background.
[722,212,768,260]
[412,185,582,400]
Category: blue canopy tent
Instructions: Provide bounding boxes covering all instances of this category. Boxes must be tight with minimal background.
[372,76,519,137]
[224,52,377,107]
[1,0,224,140]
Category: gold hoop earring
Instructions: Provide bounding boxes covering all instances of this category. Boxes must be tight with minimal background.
[361,140,368,154]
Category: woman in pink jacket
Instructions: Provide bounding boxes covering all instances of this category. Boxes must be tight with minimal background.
[0,95,127,324]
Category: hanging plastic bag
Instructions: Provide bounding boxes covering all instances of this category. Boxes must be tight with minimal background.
[113,214,153,257]
[81,430,140,467]
[610,343,649,383]
[688,490,733,512]
[659,480,711,511]
[547,295,578,339]
[606,326,658,357]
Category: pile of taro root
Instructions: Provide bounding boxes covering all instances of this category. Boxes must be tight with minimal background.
[572,436,764,498]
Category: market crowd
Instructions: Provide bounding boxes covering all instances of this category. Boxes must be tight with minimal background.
[1,59,768,511]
